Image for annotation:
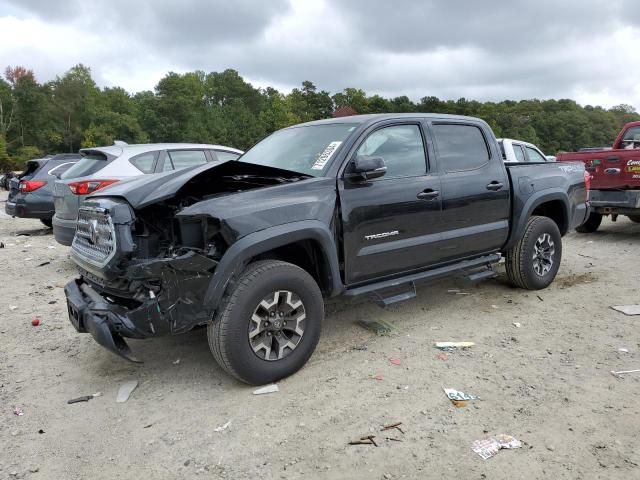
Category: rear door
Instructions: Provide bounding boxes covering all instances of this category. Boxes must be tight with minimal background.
[430,122,510,261]
[339,121,443,285]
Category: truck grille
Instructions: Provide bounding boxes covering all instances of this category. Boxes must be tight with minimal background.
[72,207,117,267]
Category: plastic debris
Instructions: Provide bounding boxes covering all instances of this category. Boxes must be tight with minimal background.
[13,407,24,416]
[389,357,402,366]
[618,348,629,353]
[253,384,279,395]
[611,305,640,316]
[67,392,102,404]
[213,420,231,432]
[372,374,384,381]
[47,245,56,249]
[444,388,480,408]
[610,369,640,378]
[435,352,449,361]
[434,341,475,350]
[491,305,499,309]
[36,261,50,267]
[9,305,17,311]
[356,319,394,335]
[472,434,522,460]
[513,322,522,328]
[31,317,40,327]
[116,380,139,403]
[172,359,180,365]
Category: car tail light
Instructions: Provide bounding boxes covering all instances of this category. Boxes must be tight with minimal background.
[68,179,119,195]
[583,170,591,192]
[19,180,47,193]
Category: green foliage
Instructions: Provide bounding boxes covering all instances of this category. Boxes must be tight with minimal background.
[1,63,639,171]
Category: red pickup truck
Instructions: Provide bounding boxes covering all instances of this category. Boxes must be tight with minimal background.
[557,121,640,232]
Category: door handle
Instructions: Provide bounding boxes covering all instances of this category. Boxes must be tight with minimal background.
[417,189,440,200]
[486,181,503,191]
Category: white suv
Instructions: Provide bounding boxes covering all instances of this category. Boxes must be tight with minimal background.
[52,142,243,245]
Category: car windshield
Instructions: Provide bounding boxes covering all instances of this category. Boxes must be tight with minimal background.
[239,124,356,176]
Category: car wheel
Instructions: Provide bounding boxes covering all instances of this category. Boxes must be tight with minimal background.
[208,260,324,385]
[627,215,640,224]
[505,216,562,290]
[576,212,602,233]
[40,218,53,228]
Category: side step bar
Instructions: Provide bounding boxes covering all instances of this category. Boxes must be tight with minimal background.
[344,254,501,307]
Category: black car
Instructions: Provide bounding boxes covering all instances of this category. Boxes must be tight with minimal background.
[64,113,589,384]
[5,154,81,227]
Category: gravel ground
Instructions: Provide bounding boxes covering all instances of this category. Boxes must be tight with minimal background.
[1,190,639,479]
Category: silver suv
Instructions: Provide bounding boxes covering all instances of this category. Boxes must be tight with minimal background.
[52,142,243,245]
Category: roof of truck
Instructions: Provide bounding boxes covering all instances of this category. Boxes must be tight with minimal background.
[295,113,488,127]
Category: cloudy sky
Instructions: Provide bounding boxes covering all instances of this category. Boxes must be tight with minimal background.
[1,0,639,109]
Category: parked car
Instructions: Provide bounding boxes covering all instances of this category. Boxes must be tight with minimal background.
[64,113,588,384]
[52,142,243,245]
[497,138,555,162]
[5,154,81,227]
[1,171,17,190]
[557,121,640,232]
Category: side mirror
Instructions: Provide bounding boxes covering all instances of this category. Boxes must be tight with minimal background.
[346,156,387,182]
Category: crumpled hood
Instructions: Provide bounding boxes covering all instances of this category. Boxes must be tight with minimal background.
[89,161,309,209]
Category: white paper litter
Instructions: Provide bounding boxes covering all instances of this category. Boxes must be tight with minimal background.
[253,384,279,395]
[213,420,231,432]
[434,341,475,350]
[116,380,139,403]
[444,388,480,401]
[611,305,640,316]
[472,434,522,460]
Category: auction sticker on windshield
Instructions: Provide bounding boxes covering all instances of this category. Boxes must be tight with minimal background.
[311,141,342,170]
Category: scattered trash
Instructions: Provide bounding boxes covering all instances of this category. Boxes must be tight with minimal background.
[618,348,629,353]
[472,434,522,460]
[0,242,4,248]
[172,359,180,365]
[36,261,50,267]
[48,300,57,305]
[444,388,480,408]
[456,292,470,296]
[213,420,231,432]
[513,322,522,328]
[67,392,102,404]
[253,384,279,395]
[47,245,56,249]
[435,352,449,361]
[38,429,45,434]
[13,407,24,416]
[31,317,40,327]
[143,424,153,429]
[610,369,640,378]
[9,305,17,311]
[349,435,378,447]
[434,341,475,350]
[611,305,640,316]
[447,289,460,293]
[116,380,139,403]
[491,305,499,309]
[382,422,405,434]
[372,374,384,381]
[357,319,394,335]
[537,295,544,302]
[352,344,368,351]
[389,357,402,366]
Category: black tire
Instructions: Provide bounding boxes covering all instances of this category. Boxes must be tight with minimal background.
[576,212,602,233]
[505,216,562,290]
[40,218,53,228]
[208,260,324,385]
[627,215,640,224]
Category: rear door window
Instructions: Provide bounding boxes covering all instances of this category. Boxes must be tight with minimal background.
[432,124,490,172]
[513,144,526,162]
[61,153,109,179]
[165,150,208,171]
[525,146,547,162]
[129,151,159,173]
[213,150,241,161]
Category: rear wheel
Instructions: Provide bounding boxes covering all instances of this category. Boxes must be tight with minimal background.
[576,212,602,233]
[627,215,640,224]
[40,218,53,228]
[505,216,562,290]
[208,260,323,385]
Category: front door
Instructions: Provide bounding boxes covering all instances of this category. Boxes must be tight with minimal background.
[339,123,443,285]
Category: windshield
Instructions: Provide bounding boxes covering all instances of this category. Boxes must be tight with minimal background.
[61,153,110,179]
[239,124,356,176]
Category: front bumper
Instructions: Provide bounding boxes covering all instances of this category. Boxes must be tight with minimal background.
[52,214,77,246]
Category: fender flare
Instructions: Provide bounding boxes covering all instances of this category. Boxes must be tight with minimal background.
[203,220,343,312]
[503,189,570,251]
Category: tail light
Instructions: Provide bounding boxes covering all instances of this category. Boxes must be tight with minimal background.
[583,170,591,192]
[19,180,47,193]
[68,179,119,195]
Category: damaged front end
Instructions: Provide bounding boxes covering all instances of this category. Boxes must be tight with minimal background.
[65,197,224,362]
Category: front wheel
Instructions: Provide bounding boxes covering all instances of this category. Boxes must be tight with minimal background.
[576,212,602,233]
[627,215,640,224]
[505,216,562,290]
[208,260,324,385]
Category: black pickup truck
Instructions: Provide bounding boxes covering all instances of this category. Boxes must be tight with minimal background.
[64,114,589,384]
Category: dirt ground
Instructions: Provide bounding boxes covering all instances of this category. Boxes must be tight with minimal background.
[1,190,639,480]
